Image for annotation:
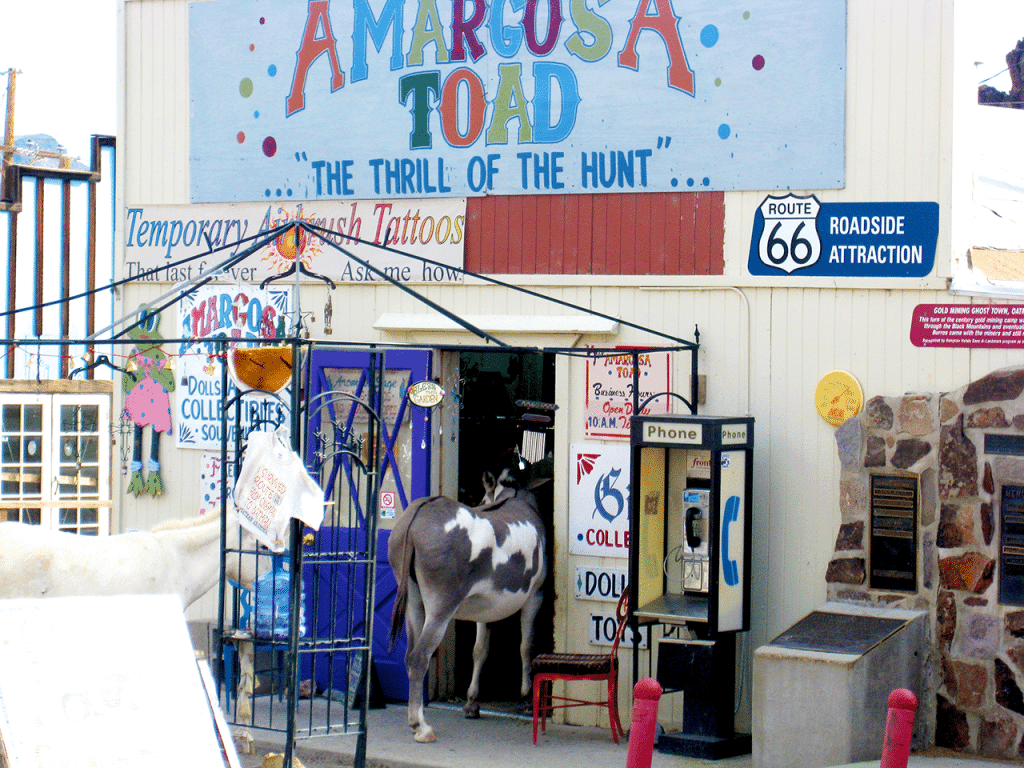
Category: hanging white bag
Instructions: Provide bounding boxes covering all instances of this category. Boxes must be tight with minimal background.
[233,426,325,552]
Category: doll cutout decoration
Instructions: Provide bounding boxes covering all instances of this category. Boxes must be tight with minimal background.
[122,307,175,496]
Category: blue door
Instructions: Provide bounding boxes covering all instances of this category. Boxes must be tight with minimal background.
[303,348,432,701]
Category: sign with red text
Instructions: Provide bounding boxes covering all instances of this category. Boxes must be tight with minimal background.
[585,348,672,439]
[176,284,292,449]
[910,304,1024,348]
[570,443,631,558]
[189,0,845,200]
[380,490,397,519]
[125,200,465,284]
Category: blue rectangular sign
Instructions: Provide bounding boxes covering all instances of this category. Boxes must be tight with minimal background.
[189,0,847,201]
[747,195,939,278]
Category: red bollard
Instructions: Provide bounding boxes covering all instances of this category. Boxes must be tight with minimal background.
[880,688,918,768]
[626,678,662,768]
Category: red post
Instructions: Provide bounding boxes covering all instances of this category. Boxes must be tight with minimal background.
[880,688,918,768]
[626,678,663,768]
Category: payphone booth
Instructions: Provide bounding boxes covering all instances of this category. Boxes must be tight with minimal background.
[629,415,754,759]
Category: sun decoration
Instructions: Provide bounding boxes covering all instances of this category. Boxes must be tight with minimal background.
[261,209,323,274]
[576,452,600,484]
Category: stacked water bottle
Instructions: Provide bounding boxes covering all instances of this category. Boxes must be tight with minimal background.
[253,555,306,639]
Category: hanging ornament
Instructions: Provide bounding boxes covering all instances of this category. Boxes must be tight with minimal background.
[324,293,334,335]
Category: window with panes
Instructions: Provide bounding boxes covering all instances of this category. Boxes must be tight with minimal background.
[0,393,111,535]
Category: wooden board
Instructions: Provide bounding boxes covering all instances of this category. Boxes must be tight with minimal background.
[0,595,230,768]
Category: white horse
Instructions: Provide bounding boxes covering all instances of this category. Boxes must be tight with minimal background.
[0,508,264,718]
[388,469,547,743]
[0,508,255,608]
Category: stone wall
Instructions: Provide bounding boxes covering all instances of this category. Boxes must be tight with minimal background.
[828,366,1024,760]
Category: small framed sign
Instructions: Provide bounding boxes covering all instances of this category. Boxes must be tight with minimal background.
[407,380,445,408]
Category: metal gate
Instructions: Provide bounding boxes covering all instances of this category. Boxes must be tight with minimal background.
[216,342,432,768]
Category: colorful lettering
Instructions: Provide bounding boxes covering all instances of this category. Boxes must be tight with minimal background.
[617,0,694,95]
[351,0,405,82]
[407,0,450,66]
[486,64,533,144]
[451,0,487,61]
[286,0,346,116]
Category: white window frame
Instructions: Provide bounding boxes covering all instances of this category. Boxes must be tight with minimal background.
[0,391,112,535]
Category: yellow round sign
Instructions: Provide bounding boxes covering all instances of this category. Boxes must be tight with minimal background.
[815,370,864,426]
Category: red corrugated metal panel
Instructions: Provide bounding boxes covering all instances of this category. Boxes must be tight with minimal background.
[708,192,725,274]
[465,192,724,275]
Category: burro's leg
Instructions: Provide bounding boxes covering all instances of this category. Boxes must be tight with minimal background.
[464,621,490,718]
[518,590,544,698]
[404,591,453,743]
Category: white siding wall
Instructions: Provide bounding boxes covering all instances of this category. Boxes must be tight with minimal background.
[120,0,1019,731]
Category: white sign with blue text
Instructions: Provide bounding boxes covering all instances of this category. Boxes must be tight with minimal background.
[188,0,846,201]
[589,609,647,648]
[575,565,628,602]
[570,443,631,558]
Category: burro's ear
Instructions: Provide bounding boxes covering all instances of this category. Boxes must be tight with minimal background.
[482,471,496,495]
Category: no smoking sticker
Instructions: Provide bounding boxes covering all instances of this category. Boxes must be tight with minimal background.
[380,491,396,519]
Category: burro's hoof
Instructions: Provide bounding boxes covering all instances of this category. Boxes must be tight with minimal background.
[414,726,436,743]
[463,702,480,719]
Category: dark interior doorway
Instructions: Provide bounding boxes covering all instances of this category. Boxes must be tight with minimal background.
[454,350,556,705]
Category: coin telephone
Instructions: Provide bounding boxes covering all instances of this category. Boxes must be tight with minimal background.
[629,415,755,759]
[680,487,710,593]
[629,415,753,634]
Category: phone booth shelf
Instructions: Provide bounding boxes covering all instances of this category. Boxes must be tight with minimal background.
[628,415,754,760]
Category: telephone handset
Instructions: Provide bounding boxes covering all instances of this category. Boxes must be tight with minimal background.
[681,488,710,593]
[685,506,702,549]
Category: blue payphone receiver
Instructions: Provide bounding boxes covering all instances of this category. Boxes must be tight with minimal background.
[721,495,741,586]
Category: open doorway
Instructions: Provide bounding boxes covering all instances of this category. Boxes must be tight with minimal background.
[454,349,557,704]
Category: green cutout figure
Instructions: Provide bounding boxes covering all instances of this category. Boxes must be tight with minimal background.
[122,308,175,496]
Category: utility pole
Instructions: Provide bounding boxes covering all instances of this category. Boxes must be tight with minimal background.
[1,68,17,202]
[1,68,74,199]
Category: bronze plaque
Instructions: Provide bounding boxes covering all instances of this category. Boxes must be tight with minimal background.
[869,475,917,592]
[1000,486,1024,606]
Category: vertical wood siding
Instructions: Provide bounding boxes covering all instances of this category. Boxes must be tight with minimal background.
[466,192,724,275]
[123,0,978,734]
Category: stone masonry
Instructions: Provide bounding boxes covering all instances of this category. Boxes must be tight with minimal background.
[829,366,1024,760]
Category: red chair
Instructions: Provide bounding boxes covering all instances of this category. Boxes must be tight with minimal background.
[531,586,629,744]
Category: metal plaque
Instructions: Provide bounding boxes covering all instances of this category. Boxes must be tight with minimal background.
[1000,486,1024,606]
[768,610,908,655]
[869,475,918,592]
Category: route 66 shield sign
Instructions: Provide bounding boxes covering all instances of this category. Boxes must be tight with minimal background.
[757,194,822,273]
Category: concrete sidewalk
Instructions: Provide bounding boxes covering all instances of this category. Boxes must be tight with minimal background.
[239,699,749,768]
[235,699,1016,768]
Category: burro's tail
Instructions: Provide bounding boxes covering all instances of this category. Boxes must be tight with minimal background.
[388,496,430,652]
[389,580,408,652]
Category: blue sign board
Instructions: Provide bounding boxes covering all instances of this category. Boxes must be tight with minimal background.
[188,0,847,201]
[747,195,939,278]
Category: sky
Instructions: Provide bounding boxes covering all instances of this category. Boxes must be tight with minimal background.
[972,2,1024,94]
[0,1,1022,167]
[1,0,116,163]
